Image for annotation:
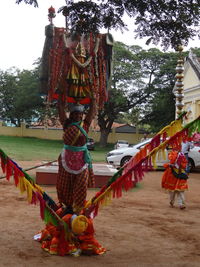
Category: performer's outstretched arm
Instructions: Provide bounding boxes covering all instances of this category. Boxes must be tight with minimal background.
[84,95,97,126]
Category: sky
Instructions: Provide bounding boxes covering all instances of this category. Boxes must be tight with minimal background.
[0,0,199,71]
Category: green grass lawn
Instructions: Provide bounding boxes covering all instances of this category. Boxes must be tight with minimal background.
[0,135,113,162]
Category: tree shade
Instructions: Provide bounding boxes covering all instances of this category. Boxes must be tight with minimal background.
[17,0,200,49]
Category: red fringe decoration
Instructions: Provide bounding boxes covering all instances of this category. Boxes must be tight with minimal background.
[0,156,6,173]
[36,192,46,220]
[93,203,99,218]
[111,171,135,198]
[6,160,13,181]
[31,191,38,205]
[162,131,167,142]
[149,134,161,151]
[13,164,22,186]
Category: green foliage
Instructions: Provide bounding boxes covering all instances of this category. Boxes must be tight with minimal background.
[104,45,188,133]
[0,69,17,124]
[98,42,147,146]
[133,0,200,49]
[16,0,38,7]
[59,1,126,34]
[140,50,180,132]
[17,0,200,49]
[98,43,180,145]
[190,47,200,57]
[0,68,43,126]
[142,88,176,133]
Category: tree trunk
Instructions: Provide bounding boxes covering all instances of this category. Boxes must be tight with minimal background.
[99,129,110,147]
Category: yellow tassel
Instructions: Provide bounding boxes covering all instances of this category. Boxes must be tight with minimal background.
[17,176,39,203]
[166,120,182,137]
[23,179,34,203]
[157,149,162,161]
[161,146,167,160]
[92,187,112,206]
[34,184,44,194]
[151,151,158,169]
[99,190,112,208]
[157,118,182,137]
[17,176,26,194]
[17,176,43,203]
[156,147,167,161]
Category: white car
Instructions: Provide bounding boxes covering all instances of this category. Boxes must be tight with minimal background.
[106,139,200,171]
[114,140,129,149]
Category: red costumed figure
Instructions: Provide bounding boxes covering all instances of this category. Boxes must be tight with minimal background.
[162,150,188,209]
[36,207,106,256]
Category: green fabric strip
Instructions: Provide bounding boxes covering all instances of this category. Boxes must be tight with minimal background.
[70,121,88,141]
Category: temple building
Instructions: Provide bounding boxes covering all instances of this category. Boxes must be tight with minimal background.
[181,51,200,123]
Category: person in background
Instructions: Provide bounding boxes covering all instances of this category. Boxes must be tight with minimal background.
[162,149,188,209]
[141,133,148,142]
[181,139,194,173]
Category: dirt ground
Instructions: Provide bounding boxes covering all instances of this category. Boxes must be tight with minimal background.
[1,161,200,267]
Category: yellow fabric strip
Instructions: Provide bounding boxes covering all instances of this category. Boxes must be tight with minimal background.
[17,176,44,203]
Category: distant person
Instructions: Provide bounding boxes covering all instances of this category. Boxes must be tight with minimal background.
[181,139,194,173]
[141,133,148,142]
[162,150,188,209]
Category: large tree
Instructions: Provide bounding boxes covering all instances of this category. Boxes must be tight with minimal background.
[0,68,43,126]
[121,49,182,133]
[17,0,200,49]
[98,42,153,146]
[138,49,192,132]
[98,46,187,144]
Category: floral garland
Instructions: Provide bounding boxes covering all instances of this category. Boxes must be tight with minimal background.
[63,34,100,69]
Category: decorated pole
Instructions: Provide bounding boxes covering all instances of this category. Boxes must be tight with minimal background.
[175,45,185,118]
[48,6,56,25]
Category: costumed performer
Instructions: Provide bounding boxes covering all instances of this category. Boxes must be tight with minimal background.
[161,149,188,209]
[56,94,97,215]
[37,208,106,256]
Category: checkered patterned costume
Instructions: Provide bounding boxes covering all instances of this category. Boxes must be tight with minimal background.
[56,121,94,213]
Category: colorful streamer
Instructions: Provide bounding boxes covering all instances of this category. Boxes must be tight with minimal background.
[0,113,200,222]
[83,114,200,218]
[0,149,61,226]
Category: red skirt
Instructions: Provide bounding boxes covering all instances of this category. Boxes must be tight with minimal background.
[162,167,188,191]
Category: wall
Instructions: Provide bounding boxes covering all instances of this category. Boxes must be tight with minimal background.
[0,122,145,144]
[89,130,143,144]
[183,59,200,123]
